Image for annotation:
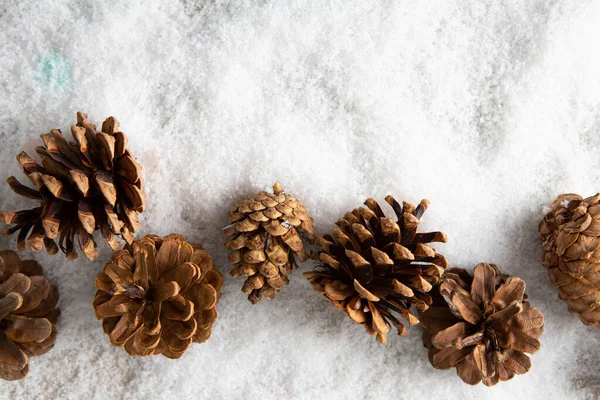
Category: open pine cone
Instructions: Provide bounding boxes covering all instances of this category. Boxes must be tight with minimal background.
[93,234,223,358]
[304,195,447,344]
[0,250,59,381]
[0,112,145,260]
[539,193,600,326]
[224,183,315,304]
[420,263,544,386]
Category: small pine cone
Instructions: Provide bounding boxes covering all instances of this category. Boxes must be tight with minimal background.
[539,193,600,326]
[304,195,448,344]
[0,250,60,381]
[93,234,223,358]
[420,263,544,387]
[224,183,315,304]
[0,112,145,260]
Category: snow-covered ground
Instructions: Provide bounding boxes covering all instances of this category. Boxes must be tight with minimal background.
[1,1,599,399]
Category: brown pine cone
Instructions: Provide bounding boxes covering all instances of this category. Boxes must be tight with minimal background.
[304,195,447,344]
[0,112,145,260]
[93,234,223,358]
[0,250,60,381]
[539,193,600,326]
[420,263,544,386]
[224,183,315,304]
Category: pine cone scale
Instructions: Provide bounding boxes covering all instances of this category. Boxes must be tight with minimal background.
[0,332,28,369]
[0,294,22,320]
[4,316,52,344]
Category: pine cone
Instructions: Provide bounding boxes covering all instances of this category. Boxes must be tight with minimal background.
[0,250,60,381]
[304,195,447,344]
[0,112,145,260]
[539,193,600,326]
[420,263,544,386]
[224,183,315,304]
[93,234,223,358]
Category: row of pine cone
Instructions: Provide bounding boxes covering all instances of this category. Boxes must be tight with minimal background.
[0,113,596,387]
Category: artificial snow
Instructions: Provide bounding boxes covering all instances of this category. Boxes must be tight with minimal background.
[1,1,599,399]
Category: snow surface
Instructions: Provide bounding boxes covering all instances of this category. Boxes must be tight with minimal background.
[1,1,600,399]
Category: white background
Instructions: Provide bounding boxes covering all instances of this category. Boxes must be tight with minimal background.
[1,1,599,399]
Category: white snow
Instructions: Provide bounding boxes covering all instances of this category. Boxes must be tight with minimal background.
[1,1,600,399]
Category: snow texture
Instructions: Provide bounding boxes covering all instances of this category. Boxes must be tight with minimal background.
[1,0,600,399]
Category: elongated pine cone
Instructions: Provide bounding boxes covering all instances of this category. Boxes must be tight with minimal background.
[0,112,145,260]
[224,183,315,304]
[0,250,59,381]
[539,193,600,326]
[93,234,223,358]
[304,195,447,344]
[420,263,544,386]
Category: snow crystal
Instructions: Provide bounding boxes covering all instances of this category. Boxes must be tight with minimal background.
[1,1,600,399]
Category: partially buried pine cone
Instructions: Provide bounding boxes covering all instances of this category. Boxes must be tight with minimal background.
[93,234,223,358]
[0,250,59,381]
[0,112,145,260]
[224,183,315,304]
[304,195,447,344]
[420,263,544,386]
[539,193,600,326]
